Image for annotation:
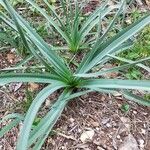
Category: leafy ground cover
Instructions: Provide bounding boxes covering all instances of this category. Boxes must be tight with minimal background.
[0,0,150,150]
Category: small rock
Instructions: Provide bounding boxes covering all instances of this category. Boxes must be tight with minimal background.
[141,129,146,134]
[117,135,121,139]
[96,127,100,131]
[133,111,137,114]
[106,123,112,128]
[120,117,131,131]
[138,139,144,148]
[69,118,75,123]
[101,118,110,125]
[80,129,95,143]
[45,99,51,107]
[119,134,139,150]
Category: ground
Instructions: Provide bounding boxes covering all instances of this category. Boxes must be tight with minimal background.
[0,52,150,150]
[0,0,150,150]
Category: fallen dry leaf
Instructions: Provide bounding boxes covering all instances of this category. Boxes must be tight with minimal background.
[7,53,15,63]
[145,0,150,6]
[91,121,99,127]
[28,83,39,92]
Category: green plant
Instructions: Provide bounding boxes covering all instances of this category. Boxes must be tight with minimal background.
[0,26,29,56]
[119,26,150,59]
[0,0,150,150]
[23,0,123,52]
[22,89,35,112]
[125,68,142,79]
[121,103,130,112]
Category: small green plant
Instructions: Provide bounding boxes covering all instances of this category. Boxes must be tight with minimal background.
[0,0,150,150]
[0,28,29,56]
[22,89,35,112]
[120,26,150,60]
[121,103,130,112]
[125,68,142,79]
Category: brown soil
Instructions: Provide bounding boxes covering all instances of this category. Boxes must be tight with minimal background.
[0,51,150,150]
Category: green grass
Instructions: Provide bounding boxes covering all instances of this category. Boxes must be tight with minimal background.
[121,26,150,59]
[117,26,150,79]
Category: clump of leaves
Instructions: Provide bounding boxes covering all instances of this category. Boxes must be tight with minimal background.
[0,0,150,150]
[121,103,130,112]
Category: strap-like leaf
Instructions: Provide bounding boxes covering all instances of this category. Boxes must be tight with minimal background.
[122,90,150,106]
[1,0,71,80]
[79,79,150,91]
[78,14,150,73]
[16,84,65,150]
[107,54,150,72]
[28,89,71,147]
[29,89,92,149]
[87,14,150,72]
[26,0,70,43]
[0,73,63,85]
[0,119,21,138]
[75,57,150,77]
[0,113,23,138]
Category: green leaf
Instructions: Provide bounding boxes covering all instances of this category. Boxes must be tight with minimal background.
[107,54,150,72]
[1,0,71,80]
[29,89,92,149]
[121,103,130,112]
[17,84,65,150]
[0,73,63,85]
[122,90,150,106]
[79,79,150,91]
[75,57,150,77]
[78,14,150,73]
[0,119,21,138]
[28,89,71,147]
[0,113,24,124]
[0,113,24,138]
[26,0,70,43]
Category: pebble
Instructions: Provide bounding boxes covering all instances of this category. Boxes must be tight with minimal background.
[69,118,75,123]
[141,129,146,134]
[106,123,112,128]
[102,118,110,125]
[133,111,137,114]
[97,146,105,150]
[96,127,100,131]
[138,139,144,148]
[117,135,121,139]
[80,129,95,143]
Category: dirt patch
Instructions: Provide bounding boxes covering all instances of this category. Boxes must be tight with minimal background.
[0,91,150,150]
